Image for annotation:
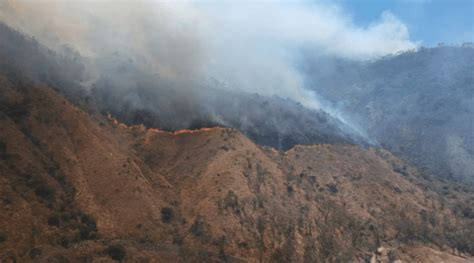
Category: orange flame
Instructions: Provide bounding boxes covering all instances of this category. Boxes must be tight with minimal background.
[107,113,217,135]
[173,127,215,135]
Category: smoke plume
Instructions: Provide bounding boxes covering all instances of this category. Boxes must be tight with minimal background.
[0,0,418,146]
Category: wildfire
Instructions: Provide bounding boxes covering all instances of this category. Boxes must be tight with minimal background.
[173,127,215,135]
[108,113,131,129]
[107,113,217,135]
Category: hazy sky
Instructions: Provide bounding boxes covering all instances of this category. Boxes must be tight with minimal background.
[337,0,474,45]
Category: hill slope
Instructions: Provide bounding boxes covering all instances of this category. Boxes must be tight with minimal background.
[0,21,368,151]
[303,46,474,181]
[1,74,473,262]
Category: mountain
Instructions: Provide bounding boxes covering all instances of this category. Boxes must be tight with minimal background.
[1,73,473,262]
[0,22,368,151]
[0,21,473,262]
[302,46,474,181]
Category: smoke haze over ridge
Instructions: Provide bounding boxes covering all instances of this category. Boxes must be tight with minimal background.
[0,0,418,144]
[0,0,417,102]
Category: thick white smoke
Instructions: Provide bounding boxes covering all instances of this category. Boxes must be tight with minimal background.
[0,0,417,108]
[200,2,416,107]
[0,0,418,145]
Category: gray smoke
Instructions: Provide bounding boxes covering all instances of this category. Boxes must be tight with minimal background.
[0,0,418,145]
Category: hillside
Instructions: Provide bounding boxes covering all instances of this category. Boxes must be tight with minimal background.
[0,22,368,151]
[302,46,474,181]
[1,73,473,262]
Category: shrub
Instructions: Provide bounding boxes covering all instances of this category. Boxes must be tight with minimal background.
[238,241,249,249]
[456,204,474,219]
[61,211,72,222]
[308,176,316,185]
[393,165,409,176]
[29,247,42,259]
[255,163,267,189]
[6,102,29,121]
[191,216,211,244]
[34,184,55,201]
[80,214,97,229]
[173,234,183,245]
[58,235,71,248]
[0,232,6,243]
[272,249,287,263]
[218,248,228,261]
[0,140,8,160]
[161,207,174,223]
[393,186,402,194]
[287,186,294,194]
[47,214,60,227]
[327,183,338,193]
[79,213,97,240]
[106,244,126,262]
[220,190,239,212]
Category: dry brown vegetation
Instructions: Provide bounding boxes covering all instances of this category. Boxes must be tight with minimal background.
[0,74,473,262]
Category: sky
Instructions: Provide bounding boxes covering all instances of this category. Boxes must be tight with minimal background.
[336,0,474,46]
